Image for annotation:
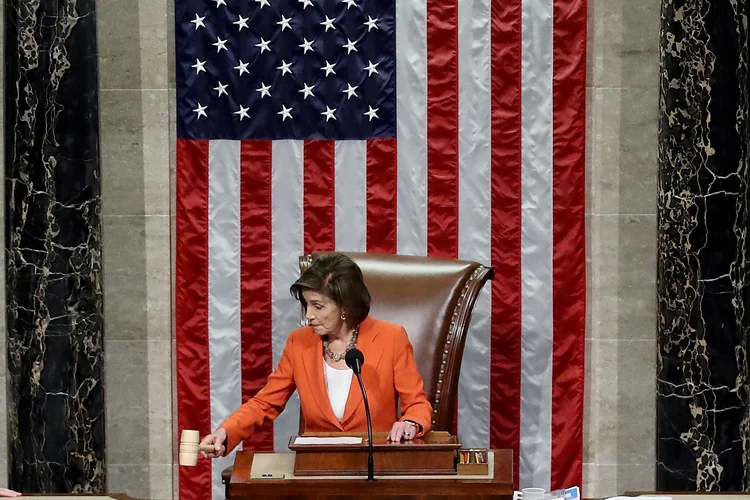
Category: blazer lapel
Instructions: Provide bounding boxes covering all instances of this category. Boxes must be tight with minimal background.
[301,341,344,431]
[341,319,383,426]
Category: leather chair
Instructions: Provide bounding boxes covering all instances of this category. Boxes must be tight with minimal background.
[299,251,494,432]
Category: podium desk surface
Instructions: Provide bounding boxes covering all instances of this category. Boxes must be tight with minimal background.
[624,495,750,499]
[227,449,513,499]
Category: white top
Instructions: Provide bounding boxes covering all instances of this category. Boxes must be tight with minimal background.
[323,359,353,421]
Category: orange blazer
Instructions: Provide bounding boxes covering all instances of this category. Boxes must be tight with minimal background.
[221,316,433,452]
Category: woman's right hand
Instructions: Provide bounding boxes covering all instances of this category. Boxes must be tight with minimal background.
[200,428,227,458]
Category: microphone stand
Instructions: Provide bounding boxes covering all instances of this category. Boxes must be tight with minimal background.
[353,360,375,483]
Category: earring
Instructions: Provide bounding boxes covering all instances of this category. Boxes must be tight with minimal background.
[340,313,346,320]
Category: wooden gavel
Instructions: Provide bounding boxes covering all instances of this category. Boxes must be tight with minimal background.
[179,429,218,466]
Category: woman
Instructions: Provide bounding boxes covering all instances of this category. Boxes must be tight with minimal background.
[201,253,433,457]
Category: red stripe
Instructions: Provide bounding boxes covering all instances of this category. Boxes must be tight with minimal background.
[426,0,459,258]
[551,0,587,489]
[239,141,274,452]
[304,140,336,253]
[366,138,397,253]
[490,0,523,488]
[175,139,212,500]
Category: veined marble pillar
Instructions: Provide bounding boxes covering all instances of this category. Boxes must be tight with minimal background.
[4,0,105,492]
[657,0,750,490]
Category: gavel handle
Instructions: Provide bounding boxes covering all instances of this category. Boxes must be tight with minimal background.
[199,444,217,453]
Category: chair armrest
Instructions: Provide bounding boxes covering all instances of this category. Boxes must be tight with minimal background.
[221,464,233,484]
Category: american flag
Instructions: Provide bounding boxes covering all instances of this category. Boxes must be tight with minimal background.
[174,0,586,498]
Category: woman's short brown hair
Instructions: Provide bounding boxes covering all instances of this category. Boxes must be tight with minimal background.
[290,253,371,328]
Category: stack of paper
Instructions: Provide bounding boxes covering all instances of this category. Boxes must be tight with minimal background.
[293,436,363,445]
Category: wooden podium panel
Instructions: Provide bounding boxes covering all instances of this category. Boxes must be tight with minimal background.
[288,431,460,475]
[226,449,514,499]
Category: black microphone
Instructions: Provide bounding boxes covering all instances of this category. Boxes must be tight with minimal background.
[345,348,374,482]
[345,348,364,375]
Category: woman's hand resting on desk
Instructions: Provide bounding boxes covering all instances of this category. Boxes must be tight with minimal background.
[200,428,227,458]
[387,421,418,442]
[0,487,21,497]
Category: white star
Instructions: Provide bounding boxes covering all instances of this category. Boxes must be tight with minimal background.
[213,37,228,53]
[342,83,358,99]
[213,0,226,6]
[321,60,336,77]
[234,60,250,75]
[298,83,315,99]
[363,16,379,31]
[256,38,271,53]
[343,38,358,54]
[256,82,271,98]
[234,15,249,31]
[343,0,357,8]
[277,60,292,75]
[277,15,292,31]
[256,0,271,7]
[193,103,207,119]
[299,38,315,54]
[191,14,206,29]
[320,16,335,32]
[364,106,379,121]
[321,106,337,122]
[278,105,293,121]
[192,59,207,74]
[299,0,313,8]
[234,105,250,121]
[364,60,379,76]
[214,81,228,96]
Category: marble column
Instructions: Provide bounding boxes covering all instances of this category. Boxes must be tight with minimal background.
[657,0,750,490]
[4,0,105,493]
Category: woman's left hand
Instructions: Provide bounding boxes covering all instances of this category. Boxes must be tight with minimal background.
[387,421,418,442]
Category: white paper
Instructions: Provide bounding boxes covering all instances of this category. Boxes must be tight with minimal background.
[294,436,363,445]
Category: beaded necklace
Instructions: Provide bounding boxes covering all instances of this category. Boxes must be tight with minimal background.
[323,325,359,362]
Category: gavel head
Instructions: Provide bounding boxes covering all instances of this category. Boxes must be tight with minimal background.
[179,430,214,467]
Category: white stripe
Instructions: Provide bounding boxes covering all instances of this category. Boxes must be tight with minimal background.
[396,0,428,256]
[520,0,554,489]
[335,141,367,252]
[457,0,492,450]
[207,140,243,500]
[271,140,304,451]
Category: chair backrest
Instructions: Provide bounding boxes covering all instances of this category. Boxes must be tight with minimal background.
[299,251,494,431]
